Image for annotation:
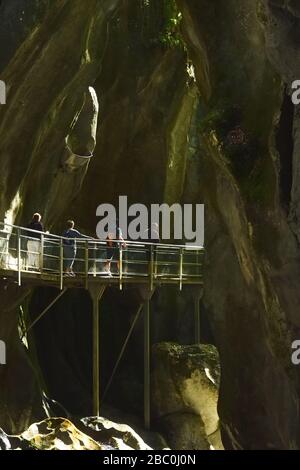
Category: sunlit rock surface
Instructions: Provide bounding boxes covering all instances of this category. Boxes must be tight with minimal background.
[81,416,152,450]
[0,416,154,450]
[152,343,222,449]
[0,0,300,451]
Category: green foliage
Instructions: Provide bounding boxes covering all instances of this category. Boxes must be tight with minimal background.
[159,0,183,48]
[135,0,184,49]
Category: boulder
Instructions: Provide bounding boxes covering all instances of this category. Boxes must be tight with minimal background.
[0,415,155,450]
[81,416,152,450]
[152,342,222,449]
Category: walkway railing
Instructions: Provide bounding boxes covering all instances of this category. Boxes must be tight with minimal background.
[0,222,204,290]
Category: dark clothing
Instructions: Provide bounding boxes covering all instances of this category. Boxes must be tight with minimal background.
[64,245,76,269]
[106,246,115,260]
[62,228,88,270]
[63,228,84,246]
[27,221,43,239]
[106,228,123,260]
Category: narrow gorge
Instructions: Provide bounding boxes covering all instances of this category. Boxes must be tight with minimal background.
[0,0,299,451]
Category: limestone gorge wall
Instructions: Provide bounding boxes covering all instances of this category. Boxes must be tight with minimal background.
[178,0,300,449]
[0,0,300,450]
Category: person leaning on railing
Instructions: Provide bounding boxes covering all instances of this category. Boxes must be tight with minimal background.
[26,213,44,271]
[104,224,126,276]
[62,220,90,276]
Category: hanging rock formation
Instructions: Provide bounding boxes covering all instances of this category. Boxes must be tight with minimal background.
[0,0,300,450]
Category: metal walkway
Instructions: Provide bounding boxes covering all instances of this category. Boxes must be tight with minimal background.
[0,222,204,429]
[0,222,203,290]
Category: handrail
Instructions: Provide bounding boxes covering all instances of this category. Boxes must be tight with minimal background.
[0,221,204,250]
[0,221,204,290]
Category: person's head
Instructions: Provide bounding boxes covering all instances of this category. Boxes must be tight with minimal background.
[67,220,75,229]
[32,212,41,223]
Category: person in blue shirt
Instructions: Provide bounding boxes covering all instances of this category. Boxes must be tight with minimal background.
[62,220,88,276]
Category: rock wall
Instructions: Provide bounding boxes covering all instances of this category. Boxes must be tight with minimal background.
[152,343,222,449]
[178,0,300,449]
[0,0,300,450]
[0,0,122,433]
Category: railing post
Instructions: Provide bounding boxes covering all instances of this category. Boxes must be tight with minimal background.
[154,244,157,278]
[93,242,97,278]
[179,248,183,291]
[17,228,21,286]
[85,240,89,289]
[40,233,44,274]
[197,249,203,281]
[1,229,9,269]
[149,245,154,291]
[119,245,123,291]
[60,237,64,290]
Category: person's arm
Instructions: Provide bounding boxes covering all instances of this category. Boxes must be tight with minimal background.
[73,229,83,238]
[74,229,92,239]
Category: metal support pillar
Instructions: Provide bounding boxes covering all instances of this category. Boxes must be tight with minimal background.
[194,287,203,344]
[88,284,106,417]
[40,234,44,273]
[144,297,150,430]
[138,285,156,431]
